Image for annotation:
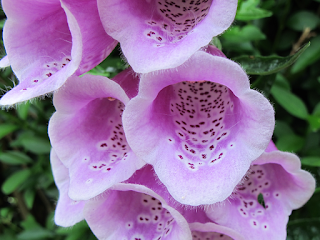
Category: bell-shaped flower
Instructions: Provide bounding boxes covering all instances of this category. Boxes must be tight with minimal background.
[97,0,237,73]
[51,155,243,239]
[205,141,316,240]
[0,0,117,105]
[84,164,239,240]
[84,183,193,240]
[51,149,85,227]
[48,70,145,201]
[122,46,275,206]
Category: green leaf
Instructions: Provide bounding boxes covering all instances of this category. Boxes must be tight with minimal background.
[287,11,320,31]
[291,36,320,73]
[0,124,18,139]
[274,120,294,138]
[313,102,320,116]
[0,151,32,165]
[222,25,266,43]
[236,0,272,21]
[2,169,31,194]
[233,42,310,75]
[17,229,54,240]
[271,85,309,119]
[276,134,305,152]
[273,74,291,91]
[20,136,51,154]
[20,215,41,230]
[0,19,5,29]
[16,102,30,120]
[307,115,320,132]
[250,74,276,97]
[301,156,320,167]
[24,189,35,209]
[56,221,88,235]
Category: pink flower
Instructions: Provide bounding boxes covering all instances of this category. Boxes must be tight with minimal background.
[49,70,145,200]
[0,0,117,105]
[205,141,316,240]
[51,144,314,240]
[122,46,275,206]
[97,0,237,73]
[51,149,85,227]
[51,151,239,239]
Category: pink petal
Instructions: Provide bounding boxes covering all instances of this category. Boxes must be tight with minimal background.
[84,183,192,240]
[124,164,245,239]
[123,47,275,206]
[189,222,246,240]
[61,0,118,76]
[98,0,237,73]
[49,72,145,201]
[205,149,316,240]
[50,149,85,227]
[0,0,116,105]
[0,56,10,68]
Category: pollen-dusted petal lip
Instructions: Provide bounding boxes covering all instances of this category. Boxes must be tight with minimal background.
[123,49,275,206]
[49,72,145,201]
[97,0,237,73]
[205,149,316,240]
[0,0,117,106]
[84,183,192,240]
[50,149,85,227]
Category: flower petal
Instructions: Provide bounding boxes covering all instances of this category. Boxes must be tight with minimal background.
[49,72,145,201]
[98,0,237,73]
[51,149,85,227]
[123,47,275,206]
[84,183,192,240]
[205,149,316,240]
[61,0,118,75]
[189,222,245,240]
[0,56,10,68]
[0,0,116,105]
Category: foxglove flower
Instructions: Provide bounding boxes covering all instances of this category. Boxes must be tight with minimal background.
[52,153,237,240]
[122,46,275,206]
[51,149,85,227]
[0,0,117,105]
[98,0,237,73]
[49,71,145,200]
[84,165,240,240]
[125,165,245,240]
[84,181,193,240]
[205,141,316,240]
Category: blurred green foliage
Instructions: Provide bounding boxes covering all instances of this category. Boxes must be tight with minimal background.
[0,0,320,239]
